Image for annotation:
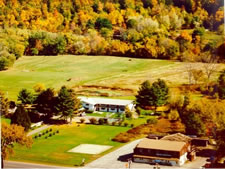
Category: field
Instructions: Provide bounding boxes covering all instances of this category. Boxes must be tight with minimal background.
[0,55,224,100]
[10,123,129,167]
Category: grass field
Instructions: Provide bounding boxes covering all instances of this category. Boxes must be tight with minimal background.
[1,117,11,124]
[10,123,129,167]
[0,55,224,100]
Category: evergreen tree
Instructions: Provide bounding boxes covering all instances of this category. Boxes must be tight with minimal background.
[135,80,153,109]
[135,79,169,110]
[55,86,77,122]
[35,88,56,118]
[18,89,34,104]
[11,105,31,131]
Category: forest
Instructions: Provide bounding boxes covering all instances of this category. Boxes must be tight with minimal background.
[0,0,224,70]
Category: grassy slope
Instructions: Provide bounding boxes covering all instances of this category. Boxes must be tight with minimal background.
[10,124,129,167]
[0,55,224,100]
[1,117,11,124]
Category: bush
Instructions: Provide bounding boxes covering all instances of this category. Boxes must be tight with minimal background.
[98,118,104,125]
[146,117,158,124]
[39,133,42,137]
[34,135,38,139]
[89,118,97,124]
[118,121,122,126]
[124,122,128,127]
[49,133,52,137]
[53,132,55,135]
[80,118,85,123]
[168,109,180,121]
[49,128,52,132]
[130,124,134,128]
[56,130,59,133]
[46,130,49,134]
[45,136,48,139]
[112,121,116,126]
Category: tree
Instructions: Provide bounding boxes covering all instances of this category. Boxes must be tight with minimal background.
[35,88,56,119]
[11,105,31,131]
[135,80,153,109]
[0,91,9,116]
[218,69,225,99]
[95,17,112,30]
[215,128,225,162]
[136,79,169,111]
[55,86,79,122]
[200,52,218,89]
[183,111,206,136]
[1,122,33,168]
[17,89,34,104]
[125,106,132,118]
[33,83,46,93]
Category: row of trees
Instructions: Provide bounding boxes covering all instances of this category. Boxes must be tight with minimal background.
[2,86,81,131]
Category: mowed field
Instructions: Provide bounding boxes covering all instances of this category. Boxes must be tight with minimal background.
[10,124,129,167]
[0,55,224,100]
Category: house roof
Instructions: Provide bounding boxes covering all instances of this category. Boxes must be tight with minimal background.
[161,133,192,143]
[78,96,134,106]
[136,138,186,152]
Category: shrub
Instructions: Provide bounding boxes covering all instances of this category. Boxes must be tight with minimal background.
[130,124,134,128]
[53,132,55,135]
[45,136,48,139]
[34,135,38,139]
[49,133,52,137]
[112,122,116,126]
[49,128,52,132]
[56,130,59,133]
[124,122,128,127]
[46,130,49,134]
[38,133,42,137]
[118,121,122,126]
[89,118,97,124]
[168,109,180,121]
[146,117,158,124]
[80,118,85,123]
[98,118,104,125]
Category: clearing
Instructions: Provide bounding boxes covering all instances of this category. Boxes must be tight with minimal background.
[0,55,224,100]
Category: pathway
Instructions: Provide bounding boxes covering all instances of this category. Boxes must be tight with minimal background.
[27,125,51,136]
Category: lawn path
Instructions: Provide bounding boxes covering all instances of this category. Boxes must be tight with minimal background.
[27,125,51,136]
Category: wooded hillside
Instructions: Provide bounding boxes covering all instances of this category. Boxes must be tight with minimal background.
[0,0,224,70]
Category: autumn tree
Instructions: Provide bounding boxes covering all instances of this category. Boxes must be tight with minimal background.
[0,91,9,117]
[218,69,225,99]
[11,105,31,131]
[1,122,33,168]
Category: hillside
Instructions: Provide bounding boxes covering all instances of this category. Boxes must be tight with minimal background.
[0,55,224,100]
[0,0,224,71]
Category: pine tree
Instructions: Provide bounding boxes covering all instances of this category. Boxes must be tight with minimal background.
[11,105,31,131]
[135,79,169,110]
[55,86,77,122]
[18,89,34,104]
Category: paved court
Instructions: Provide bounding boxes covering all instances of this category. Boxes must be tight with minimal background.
[68,144,112,154]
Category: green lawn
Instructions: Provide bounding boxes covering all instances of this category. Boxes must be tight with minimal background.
[0,55,224,100]
[10,124,129,167]
[1,117,11,124]
[124,115,150,127]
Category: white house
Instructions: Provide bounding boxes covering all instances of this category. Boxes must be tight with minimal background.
[78,96,134,113]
